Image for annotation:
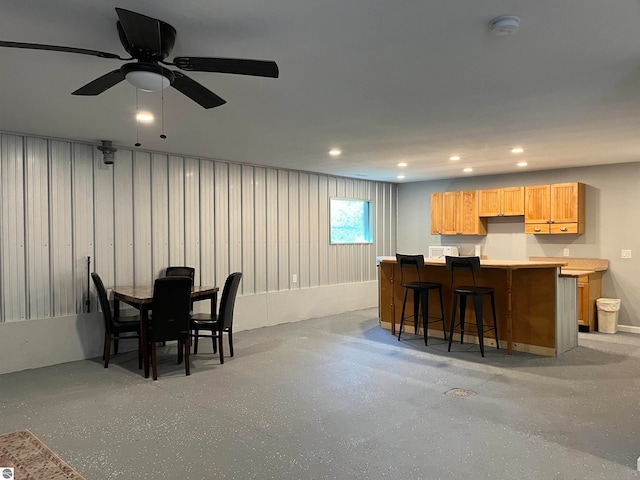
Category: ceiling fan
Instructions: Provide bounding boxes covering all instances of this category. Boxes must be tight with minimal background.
[0,7,279,109]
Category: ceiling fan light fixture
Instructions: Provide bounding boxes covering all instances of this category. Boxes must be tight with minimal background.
[121,63,174,92]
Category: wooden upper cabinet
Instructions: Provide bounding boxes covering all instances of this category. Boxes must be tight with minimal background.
[479,187,524,217]
[430,192,443,234]
[525,182,585,234]
[437,190,487,235]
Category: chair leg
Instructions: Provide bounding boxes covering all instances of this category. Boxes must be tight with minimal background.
[114,337,119,355]
[228,329,234,357]
[151,342,158,381]
[138,336,142,370]
[412,289,420,334]
[211,331,216,353]
[448,294,458,352]
[459,295,468,344]
[421,289,429,346]
[177,340,183,364]
[184,340,190,376]
[398,288,408,341]
[473,295,485,357]
[438,286,447,340]
[218,330,225,364]
[193,327,199,354]
[490,292,499,350]
[104,334,112,368]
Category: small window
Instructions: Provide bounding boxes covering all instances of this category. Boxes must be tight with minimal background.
[330,197,373,244]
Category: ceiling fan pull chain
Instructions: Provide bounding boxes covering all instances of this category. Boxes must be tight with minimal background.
[160,79,166,139]
[135,88,141,147]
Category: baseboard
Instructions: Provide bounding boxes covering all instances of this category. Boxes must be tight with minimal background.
[616,324,640,334]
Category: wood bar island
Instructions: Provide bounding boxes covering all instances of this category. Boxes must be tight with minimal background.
[378,258,577,357]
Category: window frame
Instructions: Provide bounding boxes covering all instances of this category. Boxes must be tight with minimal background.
[329,197,373,245]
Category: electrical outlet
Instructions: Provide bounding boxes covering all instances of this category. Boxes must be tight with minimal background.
[621,249,632,259]
[563,248,570,257]
[292,273,298,283]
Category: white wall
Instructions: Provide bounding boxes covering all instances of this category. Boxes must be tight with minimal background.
[0,132,396,374]
[397,162,640,328]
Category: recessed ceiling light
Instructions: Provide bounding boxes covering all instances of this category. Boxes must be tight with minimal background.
[511,147,524,154]
[397,162,408,167]
[329,148,342,157]
[449,155,461,161]
[517,161,528,167]
[463,167,473,173]
[397,175,406,179]
[136,112,154,123]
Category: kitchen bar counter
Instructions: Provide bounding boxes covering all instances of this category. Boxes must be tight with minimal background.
[378,258,577,356]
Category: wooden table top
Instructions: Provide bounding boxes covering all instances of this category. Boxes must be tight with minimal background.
[378,258,567,269]
[113,285,218,304]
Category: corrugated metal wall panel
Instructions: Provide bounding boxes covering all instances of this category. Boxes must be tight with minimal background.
[113,150,134,286]
[318,175,329,286]
[199,160,215,286]
[1,134,27,322]
[168,155,185,267]
[253,167,267,294]
[184,158,201,284]
[265,168,278,292]
[93,151,115,288]
[133,151,153,286]
[308,174,319,288]
[25,137,51,318]
[298,173,310,289]
[277,170,289,290]
[214,162,229,287]
[288,172,300,290]
[0,132,396,322]
[49,140,74,316]
[151,154,169,278]
[72,144,94,314]
[241,165,255,294]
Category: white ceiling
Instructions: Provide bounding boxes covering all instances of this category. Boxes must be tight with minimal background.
[2,1,640,183]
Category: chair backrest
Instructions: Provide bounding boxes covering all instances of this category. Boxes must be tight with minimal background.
[91,272,114,333]
[396,253,425,285]
[445,256,481,287]
[150,276,193,342]
[218,272,242,330]
[165,266,195,286]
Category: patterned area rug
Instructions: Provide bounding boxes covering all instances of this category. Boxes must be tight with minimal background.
[0,430,85,479]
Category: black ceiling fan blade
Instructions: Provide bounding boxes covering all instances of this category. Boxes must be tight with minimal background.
[115,8,173,59]
[173,57,279,78]
[71,69,125,96]
[0,40,124,59]
[171,71,226,109]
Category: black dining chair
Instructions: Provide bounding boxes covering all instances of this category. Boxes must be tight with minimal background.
[191,272,242,364]
[148,276,193,380]
[165,266,195,283]
[91,272,141,369]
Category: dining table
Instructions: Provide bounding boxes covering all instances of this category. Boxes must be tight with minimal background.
[112,284,219,378]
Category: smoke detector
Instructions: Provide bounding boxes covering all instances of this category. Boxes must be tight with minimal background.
[489,16,520,35]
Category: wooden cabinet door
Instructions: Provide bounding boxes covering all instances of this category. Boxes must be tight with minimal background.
[577,278,589,327]
[550,182,581,224]
[501,186,525,216]
[525,184,551,224]
[478,189,501,217]
[441,191,461,235]
[460,190,487,235]
[430,192,443,234]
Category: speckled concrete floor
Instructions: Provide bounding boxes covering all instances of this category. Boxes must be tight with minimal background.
[1,308,639,479]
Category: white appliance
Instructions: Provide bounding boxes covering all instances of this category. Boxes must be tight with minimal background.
[428,246,459,258]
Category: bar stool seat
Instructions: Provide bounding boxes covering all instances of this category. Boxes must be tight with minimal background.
[396,253,446,346]
[446,256,499,357]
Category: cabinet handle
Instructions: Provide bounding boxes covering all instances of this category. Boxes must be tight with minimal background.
[550,219,554,223]
[534,227,541,232]
[560,227,568,232]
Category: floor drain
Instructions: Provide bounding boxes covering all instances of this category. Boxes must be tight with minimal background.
[445,388,475,397]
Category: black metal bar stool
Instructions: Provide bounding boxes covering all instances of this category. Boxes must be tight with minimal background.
[446,256,499,357]
[396,253,446,345]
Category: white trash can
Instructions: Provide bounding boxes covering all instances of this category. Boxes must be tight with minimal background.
[596,298,621,334]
